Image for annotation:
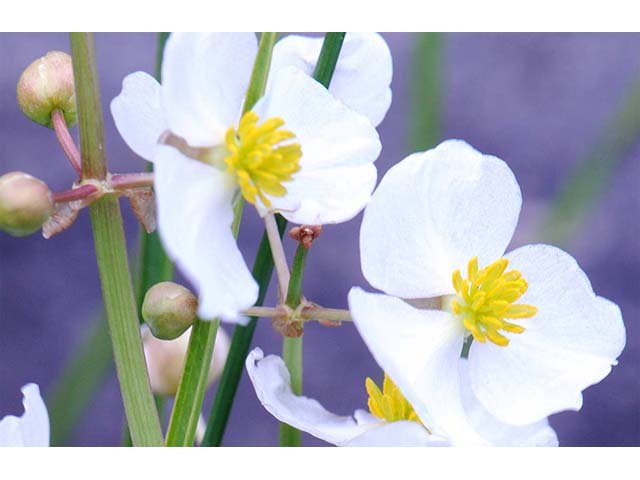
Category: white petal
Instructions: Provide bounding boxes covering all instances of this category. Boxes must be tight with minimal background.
[161,33,257,147]
[110,71,167,161]
[360,140,522,298]
[469,244,626,425]
[346,421,450,447]
[459,360,558,446]
[0,383,49,447]
[154,145,258,323]
[246,348,379,446]
[348,288,489,445]
[253,66,381,224]
[271,33,392,126]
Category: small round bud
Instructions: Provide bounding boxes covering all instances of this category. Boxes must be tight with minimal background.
[17,51,76,128]
[143,326,231,396]
[142,282,197,340]
[0,172,53,237]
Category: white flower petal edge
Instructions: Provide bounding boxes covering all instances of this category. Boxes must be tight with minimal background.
[346,421,450,447]
[253,66,381,224]
[459,360,558,446]
[469,244,626,426]
[0,383,49,447]
[270,33,393,127]
[161,33,257,147]
[154,145,258,323]
[360,140,522,299]
[110,71,167,161]
[348,287,490,445]
[246,348,380,446]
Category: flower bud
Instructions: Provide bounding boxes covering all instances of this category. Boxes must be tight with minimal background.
[142,282,197,340]
[142,326,231,396]
[16,51,76,128]
[0,172,53,237]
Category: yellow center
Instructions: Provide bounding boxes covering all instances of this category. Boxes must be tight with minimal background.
[223,111,301,207]
[365,373,422,425]
[451,256,537,347]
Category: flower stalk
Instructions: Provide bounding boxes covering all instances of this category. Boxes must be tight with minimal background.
[51,108,82,175]
[69,32,163,447]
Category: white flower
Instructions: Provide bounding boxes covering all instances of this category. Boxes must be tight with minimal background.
[246,348,557,446]
[350,139,626,444]
[0,383,49,447]
[142,325,230,396]
[111,33,387,323]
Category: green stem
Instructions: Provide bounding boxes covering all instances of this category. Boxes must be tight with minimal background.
[312,32,345,88]
[165,318,220,446]
[277,32,345,448]
[279,244,308,447]
[410,33,442,151]
[202,31,346,448]
[69,32,163,447]
[164,32,277,448]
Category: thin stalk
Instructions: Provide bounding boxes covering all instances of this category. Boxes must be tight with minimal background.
[409,33,442,151]
[52,183,98,203]
[204,31,346,447]
[51,108,82,175]
[69,32,163,447]
[264,213,290,299]
[165,32,278,448]
[279,244,308,447]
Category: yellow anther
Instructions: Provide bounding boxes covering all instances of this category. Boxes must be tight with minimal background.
[224,111,302,207]
[365,374,422,425]
[451,256,537,347]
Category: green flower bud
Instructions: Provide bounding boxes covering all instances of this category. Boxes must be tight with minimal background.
[142,282,197,340]
[16,51,76,128]
[0,172,53,237]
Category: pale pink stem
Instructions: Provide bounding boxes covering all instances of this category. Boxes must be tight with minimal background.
[51,109,82,176]
[264,213,290,300]
[110,172,154,190]
[52,184,99,203]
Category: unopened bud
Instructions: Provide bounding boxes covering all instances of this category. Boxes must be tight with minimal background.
[17,51,76,128]
[143,325,231,396]
[0,172,53,237]
[142,282,197,340]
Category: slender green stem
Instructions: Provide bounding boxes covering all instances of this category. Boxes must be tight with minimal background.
[203,32,346,447]
[69,32,163,447]
[165,318,220,446]
[277,32,346,448]
[165,32,278,448]
[410,33,442,151]
[279,244,308,446]
[312,32,345,88]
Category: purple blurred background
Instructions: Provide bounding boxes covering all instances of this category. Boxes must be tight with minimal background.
[0,33,638,446]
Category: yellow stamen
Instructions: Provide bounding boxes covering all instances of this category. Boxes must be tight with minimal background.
[224,111,301,207]
[365,374,423,425]
[451,256,537,347]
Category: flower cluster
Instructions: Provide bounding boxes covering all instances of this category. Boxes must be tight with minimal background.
[2,32,626,448]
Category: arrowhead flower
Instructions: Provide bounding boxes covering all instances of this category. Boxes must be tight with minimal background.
[349,139,626,444]
[246,348,557,446]
[111,33,388,323]
[0,383,49,447]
